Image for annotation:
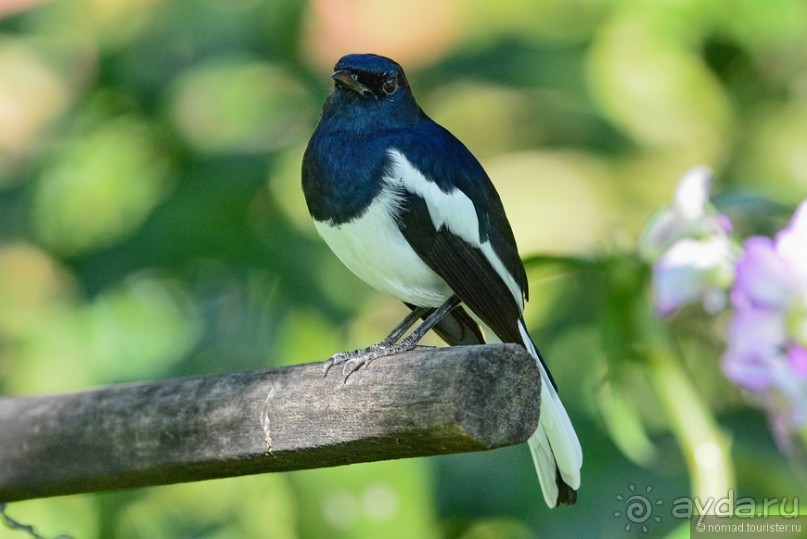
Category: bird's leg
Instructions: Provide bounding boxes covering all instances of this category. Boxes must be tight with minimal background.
[324,297,461,379]
[393,296,461,350]
[381,305,432,346]
[340,296,460,377]
[323,306,429,376]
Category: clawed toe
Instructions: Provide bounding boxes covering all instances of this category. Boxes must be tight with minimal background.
[322,344,380,379]
[342,355,372,377]
[323,340,422,381]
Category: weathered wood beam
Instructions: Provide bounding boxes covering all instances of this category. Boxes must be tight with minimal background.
[0,344,540,502]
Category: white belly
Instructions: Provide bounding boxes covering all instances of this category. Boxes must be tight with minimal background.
[314,190,453,308]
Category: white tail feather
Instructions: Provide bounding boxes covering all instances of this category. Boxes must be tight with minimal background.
[519,320,582,507]
[528,421,559,507]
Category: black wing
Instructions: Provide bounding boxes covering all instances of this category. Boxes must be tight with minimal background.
[397,191,525,345]
[390,118,528,344]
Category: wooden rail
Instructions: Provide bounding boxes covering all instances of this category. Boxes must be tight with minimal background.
[0,344,540,502]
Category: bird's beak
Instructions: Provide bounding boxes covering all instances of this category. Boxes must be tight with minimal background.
[332,70,373,97]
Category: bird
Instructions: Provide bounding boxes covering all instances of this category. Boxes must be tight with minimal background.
[301,53,582,507]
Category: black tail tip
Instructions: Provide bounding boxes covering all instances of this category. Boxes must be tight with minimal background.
[556,473,578,505]
[557,487,578,505]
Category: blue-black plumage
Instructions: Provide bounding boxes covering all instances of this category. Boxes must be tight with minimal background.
[302,53,582,508]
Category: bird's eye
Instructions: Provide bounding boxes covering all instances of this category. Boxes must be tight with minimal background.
[382,76,398,95]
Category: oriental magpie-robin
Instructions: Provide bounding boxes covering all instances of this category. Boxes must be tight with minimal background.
[302,53,582,507]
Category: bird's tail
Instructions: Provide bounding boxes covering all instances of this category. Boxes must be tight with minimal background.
[518,319,582,507]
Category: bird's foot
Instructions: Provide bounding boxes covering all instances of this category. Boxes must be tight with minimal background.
[322,344,385,379]
[323,337,434,380]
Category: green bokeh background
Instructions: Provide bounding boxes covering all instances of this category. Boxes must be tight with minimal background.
[1,0,806,538]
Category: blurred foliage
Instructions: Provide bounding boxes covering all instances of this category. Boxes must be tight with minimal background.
[1,0,807,538]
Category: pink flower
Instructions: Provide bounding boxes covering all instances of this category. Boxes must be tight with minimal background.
[722,201,807,438]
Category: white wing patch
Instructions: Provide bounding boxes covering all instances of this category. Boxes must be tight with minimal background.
[385,150,480,245]
[385,149,524,311]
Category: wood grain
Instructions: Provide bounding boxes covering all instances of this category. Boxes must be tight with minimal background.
[0,344,540,502]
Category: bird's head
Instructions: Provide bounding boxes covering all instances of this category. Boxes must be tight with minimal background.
[323,53,421,127]
[331,54,409,99]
